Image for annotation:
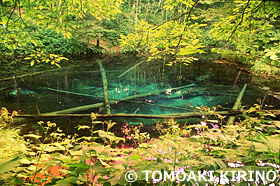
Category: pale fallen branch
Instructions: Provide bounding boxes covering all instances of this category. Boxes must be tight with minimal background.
[46,83,196,114]
[226,84,247,125]
[40,87,101,99]
[97,59,111,114]
[118,60,146,78]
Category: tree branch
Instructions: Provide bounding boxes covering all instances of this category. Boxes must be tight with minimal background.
[151,0,199,31]
[18,0,28,28]
[176,0,199,48]
[251,0,264,14]
[226,0,251,42]
[5,0,18,30]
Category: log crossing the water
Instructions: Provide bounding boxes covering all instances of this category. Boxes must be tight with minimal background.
[14,109,280,119]
[97,59,111,114]
[226,84,247,125]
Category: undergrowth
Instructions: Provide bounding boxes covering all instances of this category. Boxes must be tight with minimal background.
[0,105,279,185]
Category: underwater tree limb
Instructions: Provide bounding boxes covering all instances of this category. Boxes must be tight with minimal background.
[233,70,242,86]
[43,86,236,112]
[226,84,247,125]
[45,83,196,114]
[41,86,237,101]
[118,60,146,78]
[0,86,12,91]
[122,99,193,111]
[0,66,75,82]
[41,87,102,99]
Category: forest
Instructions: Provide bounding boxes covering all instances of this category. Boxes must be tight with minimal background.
[0,0,280,185]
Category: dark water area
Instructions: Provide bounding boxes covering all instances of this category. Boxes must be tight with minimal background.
[0,56,280,133]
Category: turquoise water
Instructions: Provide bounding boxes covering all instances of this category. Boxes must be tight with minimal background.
[0,56,279,119]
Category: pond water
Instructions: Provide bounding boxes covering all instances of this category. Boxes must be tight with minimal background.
[0,56,280,127]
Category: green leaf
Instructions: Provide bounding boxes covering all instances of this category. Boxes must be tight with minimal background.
[270,54,279,60]
[55,63,61,68]
[0,157,21,175]
[20,159,31,165]
[77,125,90,130]
[10,177,24,185]
[103,182,112,186]
[27,165,37,171]
[30,60,35,67]
[131,153,142,160]
[177,48,200,56]
[54,177,78,186]
[24,134,42,139]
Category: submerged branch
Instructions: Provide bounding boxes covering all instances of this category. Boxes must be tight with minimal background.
[40,87,101,99]
[118,60,146,78]
[45,83,196,114]
[0,66,75,82]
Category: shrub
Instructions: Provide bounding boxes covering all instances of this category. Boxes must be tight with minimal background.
[251,60,280,75]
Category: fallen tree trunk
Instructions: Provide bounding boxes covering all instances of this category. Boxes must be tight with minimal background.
[97,60,111,114]
[16,110,239,118]
[46,83,196,114]
[226,84,247,125]
[14,109,280,119]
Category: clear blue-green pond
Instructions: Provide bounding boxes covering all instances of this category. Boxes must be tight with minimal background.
[0,56,280,127]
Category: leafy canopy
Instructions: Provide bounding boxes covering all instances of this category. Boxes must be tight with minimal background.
[120,0,206,65]
[0,0,123,65]
[120,0,280,70]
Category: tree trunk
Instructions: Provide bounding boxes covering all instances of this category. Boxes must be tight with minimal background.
[97,60,111,114]
[226,84,247,125]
